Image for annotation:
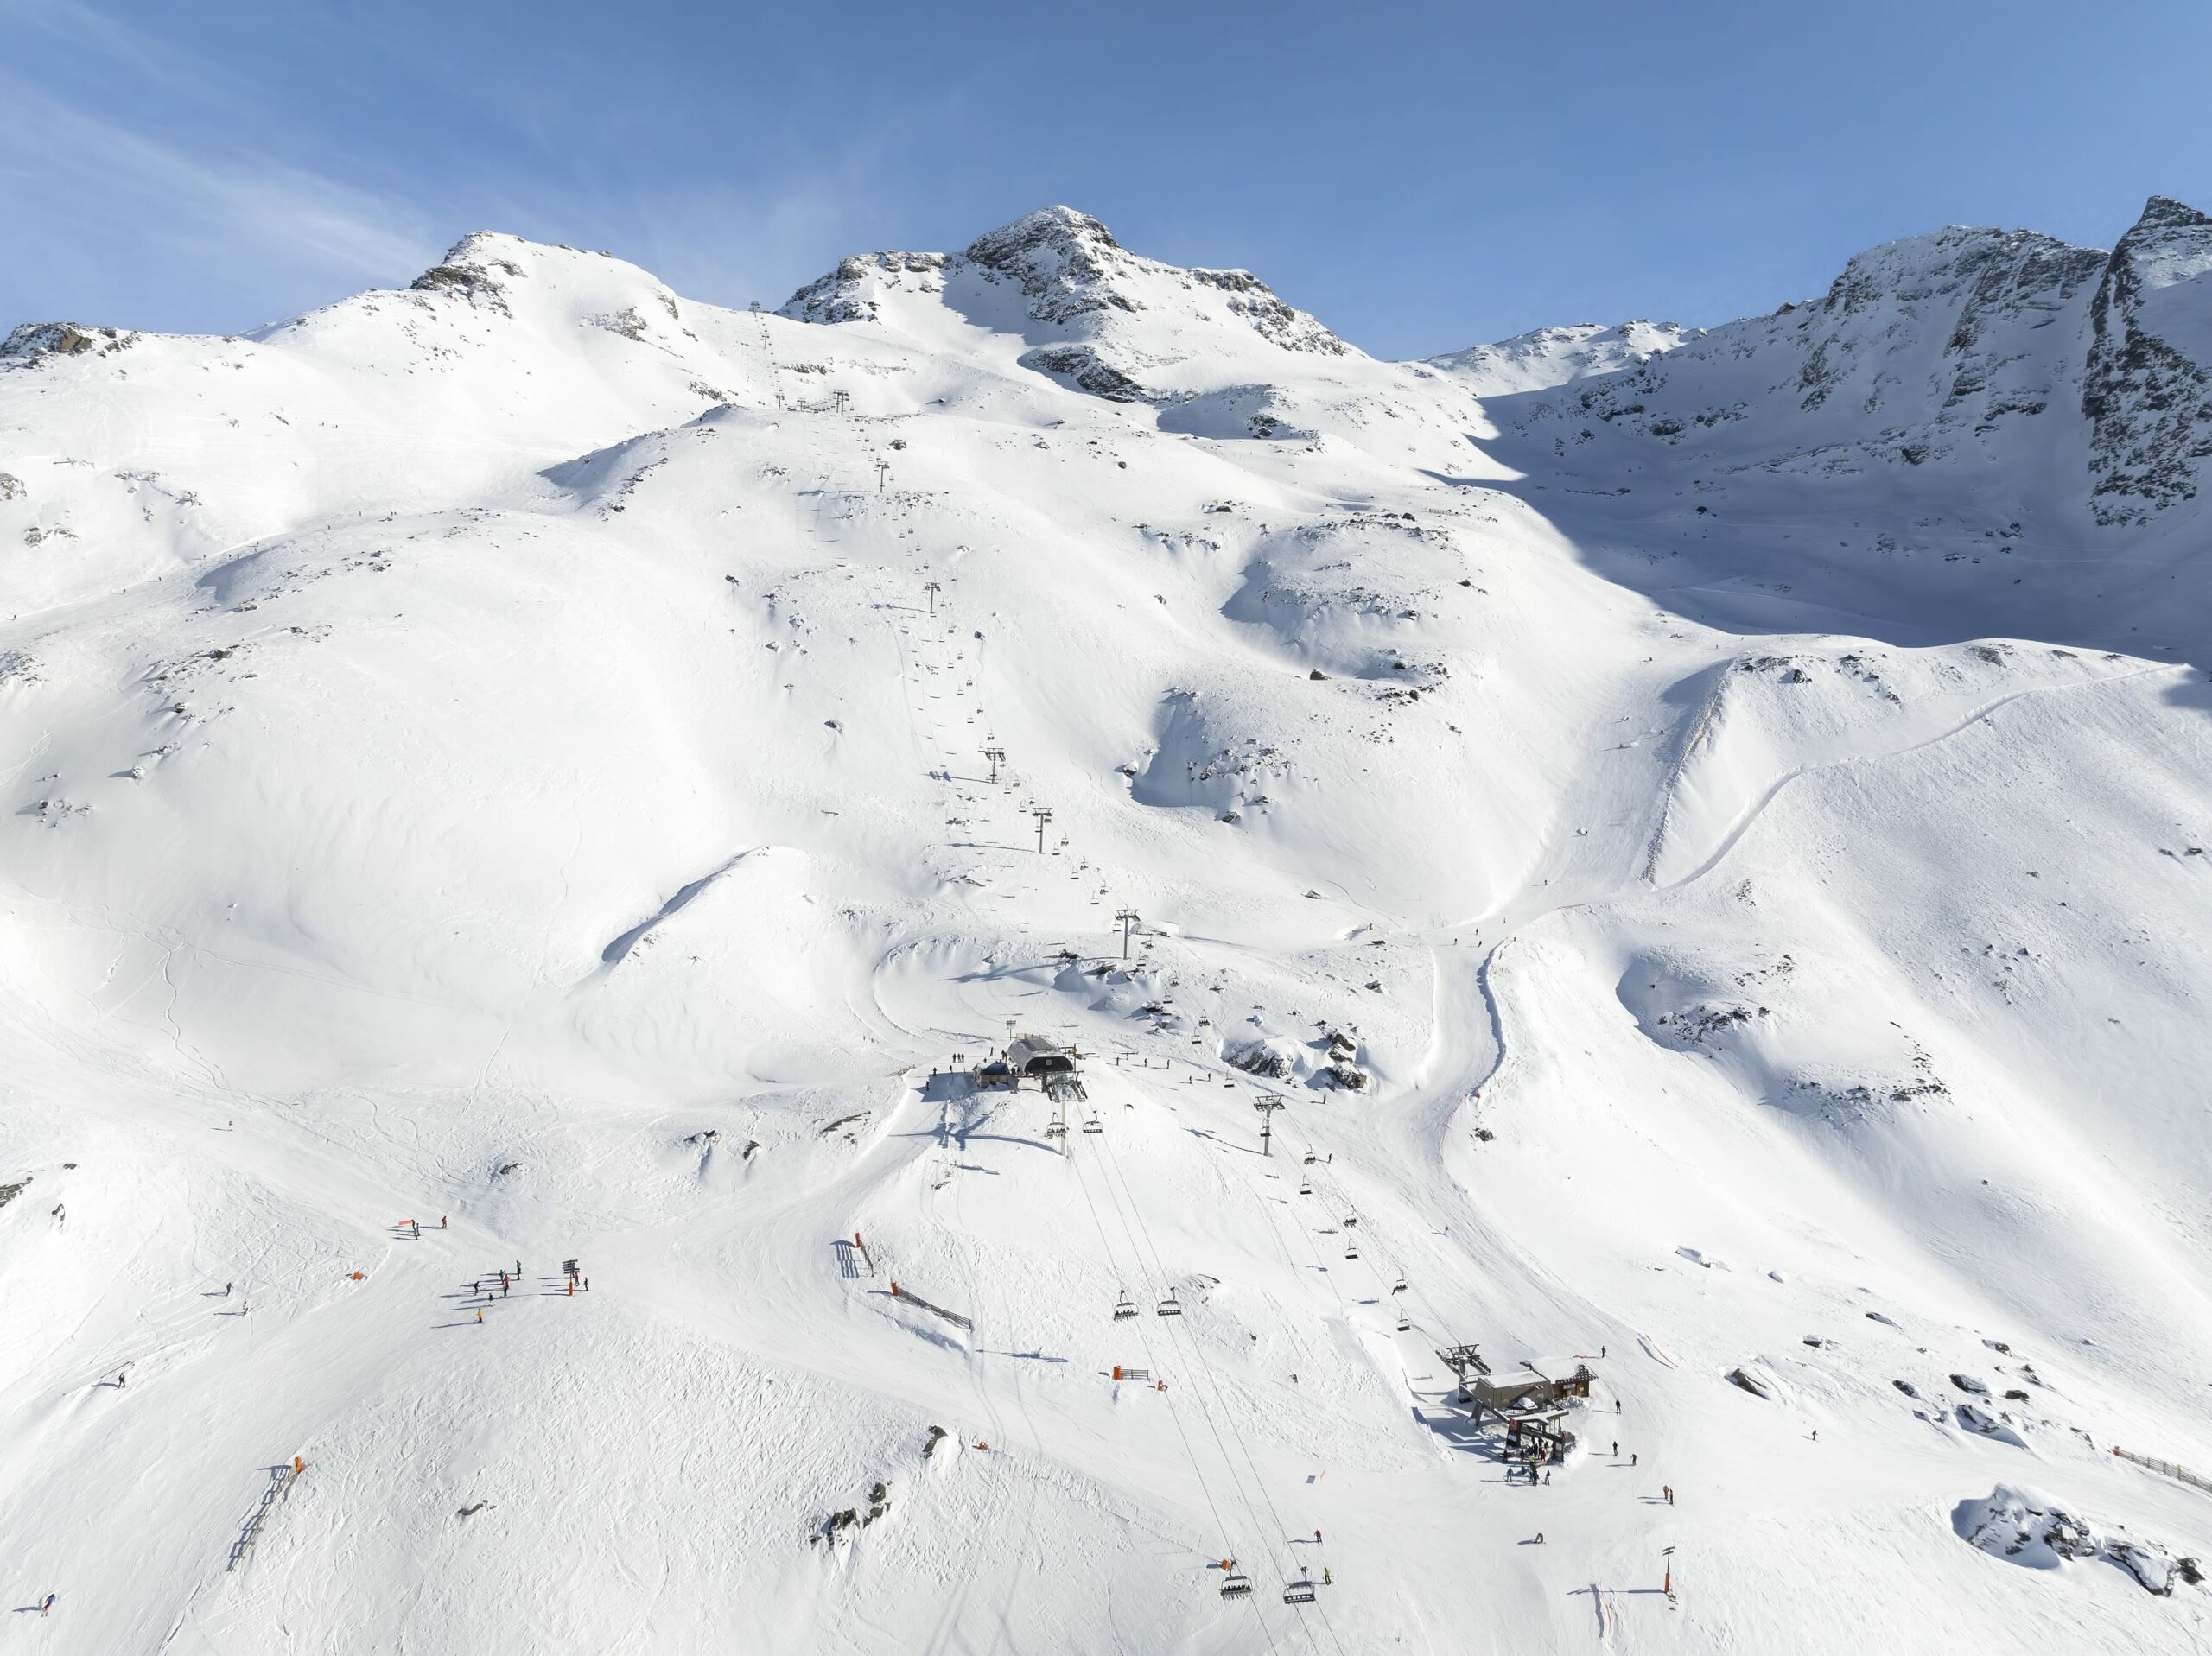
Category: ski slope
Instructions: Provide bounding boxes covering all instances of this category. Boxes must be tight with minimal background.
[3,201,2210,1653]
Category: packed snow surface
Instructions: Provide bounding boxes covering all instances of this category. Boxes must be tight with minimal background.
[4,199,2212,1652]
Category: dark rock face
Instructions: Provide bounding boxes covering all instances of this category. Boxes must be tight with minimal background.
[1189,267,1346,356]
[409,237,531,317]
[2,321,138,365]
[1018,345,1161,404]
[782,251,947,326]
[779,205,1346,376]
[2083,195,2212,523]
[1475,193,2212,532]
[963,206,1140,327]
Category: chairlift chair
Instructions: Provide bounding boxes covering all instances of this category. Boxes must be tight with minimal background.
[1344,1241,1359,1260]
[1157,1291,1184,1317]
[1113,1291,1137,1322]
[1343,1210,1358,1228]
[1391,1274,1408,1294]
[1220,1572,1252,1600]
[1396,1308,1411,1332]
[1297,1179,1312,1196]
[1282,1574,1317,1605]
[1083,1113,1103,1135]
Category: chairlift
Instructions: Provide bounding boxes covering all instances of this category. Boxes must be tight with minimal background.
[1302,1152,1319,1165]
[1342,1210,1358,1228]
[1283,1574,1317,1605]
[1157,1291,1184,1317]
[1220,1572,1252,1599]
[1390,1274,1408,1294]
[1395,1308,1411,1332]
[1344,1241,1359,1260]
[1083,1113,1103,1135]
[1297,1178,1312,1196]
[1113,1291,1137,1322]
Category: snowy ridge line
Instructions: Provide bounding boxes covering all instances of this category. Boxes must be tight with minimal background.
[1637,659,1733,885]
[1643,655,2175,893]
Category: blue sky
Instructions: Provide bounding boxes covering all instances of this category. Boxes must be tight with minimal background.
[4,0,2208,358]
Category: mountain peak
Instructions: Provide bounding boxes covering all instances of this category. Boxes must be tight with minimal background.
[964,205,1121,263]
[2132,194,2212,233]
[781,205,1346,365]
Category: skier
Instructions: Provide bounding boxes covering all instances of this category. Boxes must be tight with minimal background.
[1664,1484,1673,1505]
[501,1281,508,1298]
[441,1215,448,1229]
[1631,1453,1637,1466]
[1313,1529,1322,1545]
[39,1593,54,1616]
[1611,1441,1618,1456]
[1323,1567,1332,1585]
[583,1278,589,1292]
[117,1372,126,1388]
[1534,1533,1544,1546]
[475,1309,484,1324]
[1543,1469,1551,1485]
[225,1282,232,1297]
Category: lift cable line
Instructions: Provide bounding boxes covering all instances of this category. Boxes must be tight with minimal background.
[746,301,788,411]
[1085,1128,1293,1617]
[1090,1126,1336,1655]
[1059,1136,1269,1639]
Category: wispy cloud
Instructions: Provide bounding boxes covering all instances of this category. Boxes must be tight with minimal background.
[0,71,432,290]
[0,0,436,332]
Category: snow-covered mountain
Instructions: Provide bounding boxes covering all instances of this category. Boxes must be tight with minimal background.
[1427,318,1700,394]
[3,199,2209,1654]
